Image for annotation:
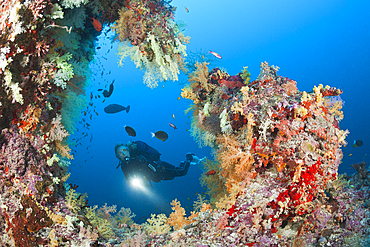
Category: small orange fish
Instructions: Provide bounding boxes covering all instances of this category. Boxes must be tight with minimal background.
[349,154,352,156]
[173,114,175,119]
[185,6,189,13]
[205,170,216,176]
[177,96,180,100]
[202,55,205,60]
[90,92,93,100]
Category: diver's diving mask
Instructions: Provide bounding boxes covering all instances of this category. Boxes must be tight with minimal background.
[115,144,130,161]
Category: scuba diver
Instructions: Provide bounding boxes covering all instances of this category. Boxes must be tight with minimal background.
[115,141,204,188]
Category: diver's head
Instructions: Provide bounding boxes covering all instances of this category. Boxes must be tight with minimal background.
[115,143,130,161]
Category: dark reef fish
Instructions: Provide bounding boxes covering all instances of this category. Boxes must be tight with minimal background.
[151,130,168,141]
[104,104,130,114]
[353,140,363,148]
[103,80,115,98]
[124,125,136,137]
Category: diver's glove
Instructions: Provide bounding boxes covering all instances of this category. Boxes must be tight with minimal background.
[189,154,205,166]
[186,153,194,162]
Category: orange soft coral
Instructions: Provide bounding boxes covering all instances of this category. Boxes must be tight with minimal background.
[167,199,190,230]
[216,134,255,192]
[188,61,215,93]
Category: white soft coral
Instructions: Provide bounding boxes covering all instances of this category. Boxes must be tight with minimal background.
[50,114,69,141]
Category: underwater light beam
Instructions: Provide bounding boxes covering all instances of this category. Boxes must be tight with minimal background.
[128,176,153,197]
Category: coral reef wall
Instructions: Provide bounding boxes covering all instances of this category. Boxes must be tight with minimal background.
[1,0,369,246]
[0,0,189,246]
[158,61,370,246]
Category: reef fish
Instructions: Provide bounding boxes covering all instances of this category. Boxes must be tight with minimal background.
[205,170,216,176]
[90,15,102,32]
[151,131,168,141]
[209,50,222,59]
[353,140,363,148]
[169,122,177,130]
[103,80,114,98]
[124,125,136,137]
[104,104,130,114]
[185,6,189,13]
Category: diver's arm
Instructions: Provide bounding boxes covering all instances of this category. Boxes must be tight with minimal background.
[157,159,191,181]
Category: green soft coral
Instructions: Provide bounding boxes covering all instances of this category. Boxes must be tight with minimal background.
[65,189,88,213]
[61,0,88,9]
[115,207,136,226]
[60,89,88,134]
[240,66,251,84]
[85,205,114,239]
[116,35,181,88]
[193,194,209,212]
[51,53,74,89]
[65,189,78,212]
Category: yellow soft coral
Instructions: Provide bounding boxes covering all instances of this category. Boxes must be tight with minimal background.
[324,99,344,121]
[199,158,227,206]
[216,182,245,210]
[142,214,171,234]
[313,84,324,104]
[301,91,312,102]
[294,107,308,118]
[181,86,200,104]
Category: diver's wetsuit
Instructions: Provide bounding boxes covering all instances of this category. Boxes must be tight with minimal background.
[119,141,191,183]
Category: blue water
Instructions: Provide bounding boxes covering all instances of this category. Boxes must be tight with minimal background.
[69,0,370,221]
